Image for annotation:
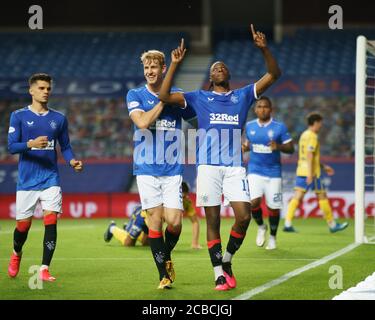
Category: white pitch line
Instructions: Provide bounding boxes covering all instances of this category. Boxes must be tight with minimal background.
[232,242,360,300]
[0,225,95,235]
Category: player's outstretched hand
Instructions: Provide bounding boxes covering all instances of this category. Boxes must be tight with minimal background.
[70,159,83,172]
[171,38,187,64]
[250,24,267,48]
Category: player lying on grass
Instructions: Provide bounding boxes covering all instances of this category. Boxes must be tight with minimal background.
[104,182,202,249]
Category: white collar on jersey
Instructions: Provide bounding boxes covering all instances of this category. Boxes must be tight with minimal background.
[145,84,159,97]
[257,118,273,127]
[28,105,49,116]
[212,90,233,96]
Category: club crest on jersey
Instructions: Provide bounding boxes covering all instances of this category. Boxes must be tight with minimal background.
[267,130,274,139]
[230,95,239,104]
[26,121,34,127]
[49,120,57,130]
[250,130,256,135]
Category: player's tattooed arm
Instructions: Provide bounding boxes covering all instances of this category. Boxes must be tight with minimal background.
[251,24,281,96]
[159,39,186,108]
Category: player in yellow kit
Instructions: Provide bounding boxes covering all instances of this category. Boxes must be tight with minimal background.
[104,205,149,246]
[103,182,202,248]
[182,181,202,249]
[283,112,349,233]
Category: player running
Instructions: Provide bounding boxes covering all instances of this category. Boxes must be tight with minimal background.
[7,73,83,281]
[126,50,196,289]
[243,96,294,250]
[283,112,349,233]
[159,25,281,290]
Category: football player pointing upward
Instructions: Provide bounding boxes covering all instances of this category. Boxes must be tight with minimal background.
[159,25,281,290]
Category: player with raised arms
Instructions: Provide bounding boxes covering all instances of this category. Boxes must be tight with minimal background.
[159,25,281,290]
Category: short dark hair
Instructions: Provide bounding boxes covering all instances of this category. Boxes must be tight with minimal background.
[28,73,52,86]
[306,112,323,126]
[256,96,272,107]
[181,181,190,193]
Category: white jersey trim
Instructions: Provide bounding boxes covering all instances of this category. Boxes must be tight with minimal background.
[128,108,145,116]
[254,83,259,100]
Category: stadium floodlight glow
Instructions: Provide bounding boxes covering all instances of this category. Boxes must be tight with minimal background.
[355,35,375,244]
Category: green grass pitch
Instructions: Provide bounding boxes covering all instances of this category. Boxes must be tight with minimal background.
[0,218,374,300]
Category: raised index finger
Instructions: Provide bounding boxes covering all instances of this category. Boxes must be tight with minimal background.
[250,24,256,36]
[180,38,185,50]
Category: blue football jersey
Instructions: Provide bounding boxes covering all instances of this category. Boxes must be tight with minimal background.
[8,106,75,191]
[184,84,257,167]
[126,85,196,176]
[245,118,292,178]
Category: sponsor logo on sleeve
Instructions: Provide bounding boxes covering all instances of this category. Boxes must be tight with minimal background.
[128,101,140,109]
[8,127,15,133]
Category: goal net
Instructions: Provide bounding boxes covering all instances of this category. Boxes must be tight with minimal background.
[355,36,375,244]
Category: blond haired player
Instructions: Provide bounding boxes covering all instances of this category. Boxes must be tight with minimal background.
[126,50,196,289]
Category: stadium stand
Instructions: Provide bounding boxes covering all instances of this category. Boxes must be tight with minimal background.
[0,28,366,161]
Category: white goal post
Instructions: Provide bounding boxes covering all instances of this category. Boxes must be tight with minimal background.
[355,35,375,244]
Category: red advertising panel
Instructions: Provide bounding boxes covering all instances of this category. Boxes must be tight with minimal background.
[1,192,374,219]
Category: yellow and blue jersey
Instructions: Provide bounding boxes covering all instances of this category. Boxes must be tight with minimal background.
[296,129,321,178]
[125,205,149,240]
[183,195,196,218]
